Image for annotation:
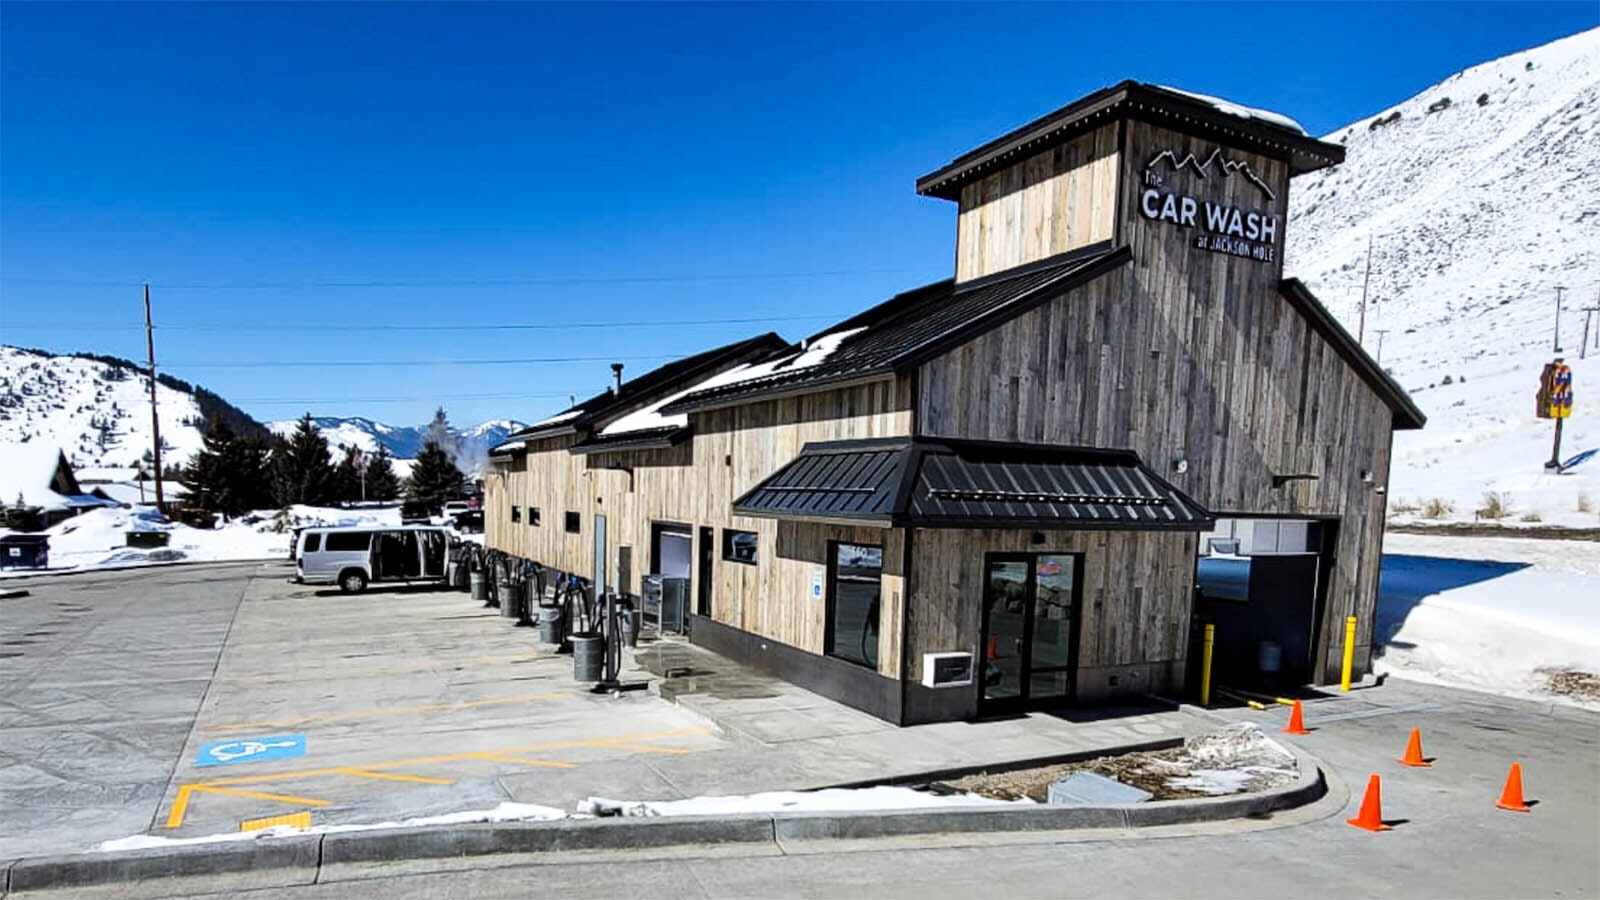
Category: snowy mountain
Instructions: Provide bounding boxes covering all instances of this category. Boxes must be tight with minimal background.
[1286,28,1600,527]
[266,416,525,476]
[0,346,237,470]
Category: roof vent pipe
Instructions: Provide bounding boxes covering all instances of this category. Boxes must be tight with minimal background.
[611,363,624,394]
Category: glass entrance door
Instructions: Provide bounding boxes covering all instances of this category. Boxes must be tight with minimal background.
[981,553,1081,712]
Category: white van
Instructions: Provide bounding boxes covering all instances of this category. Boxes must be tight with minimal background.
[295,526,451,593]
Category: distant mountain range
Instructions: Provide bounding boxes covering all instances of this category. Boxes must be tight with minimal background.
[0,345,523,476]
[266,416,525,475]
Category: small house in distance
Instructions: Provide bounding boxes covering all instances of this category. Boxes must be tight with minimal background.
[0,444,116,528]
[487,81,1423,725]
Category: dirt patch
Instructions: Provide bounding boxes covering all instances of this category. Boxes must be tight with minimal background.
[937,723,1298,803]
[1386,523,1600,542]
[1540,668,1600,701]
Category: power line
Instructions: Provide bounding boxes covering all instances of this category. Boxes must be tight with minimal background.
[2,313,845,333]
[0,267,922,290]
[165,354,684,369]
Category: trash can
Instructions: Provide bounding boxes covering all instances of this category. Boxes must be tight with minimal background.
[498,581,521,619]
[470,571,488,601]
[538,605,563,644]
[619,601,641,648]
[126,531,170,549]
[571,631,604,682]
[0,534,49,570]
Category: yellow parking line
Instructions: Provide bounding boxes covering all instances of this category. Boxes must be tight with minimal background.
[202,691,572,733]
[473,754,579,769]
[240,811,312,832]
[585,741,693,755]
[165,785,196,829]
[195,785,332,806]
[333,768,454,784]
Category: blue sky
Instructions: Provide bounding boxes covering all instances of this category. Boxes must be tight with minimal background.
[2,2,1594,428]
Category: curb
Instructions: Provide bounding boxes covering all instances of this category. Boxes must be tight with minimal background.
[3,745,1325,892]
[0,556,284,584]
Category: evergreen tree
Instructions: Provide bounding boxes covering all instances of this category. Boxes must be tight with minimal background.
[405,440,464,512]
[236,431,275,511]
[424,406,462,466]
[270,413,334,507]
[332,445,365,504]
[184,416,238,513]
[363,446,402,501]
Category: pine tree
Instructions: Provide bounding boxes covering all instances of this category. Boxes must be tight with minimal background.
[184,416,238,513]
[363,446,402,501]
[270,413,334,507]
[235,431,275,512]
[424,406,462,466]
[332,445,365,504]
[405,440,464,512]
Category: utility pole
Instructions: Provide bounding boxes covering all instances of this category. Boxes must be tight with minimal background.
[1580,304,1599,360]
[1374,329,1390,365]
[1357,235,1373,344]
[144,285,166,516]
[1552,286,1565,353]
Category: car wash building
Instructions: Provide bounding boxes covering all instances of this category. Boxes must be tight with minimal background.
[486,81,1423,725]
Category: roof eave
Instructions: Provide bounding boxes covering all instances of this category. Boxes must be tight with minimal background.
[1278,278,1426,430]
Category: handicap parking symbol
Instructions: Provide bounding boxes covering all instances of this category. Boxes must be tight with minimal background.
[195,733,307,768]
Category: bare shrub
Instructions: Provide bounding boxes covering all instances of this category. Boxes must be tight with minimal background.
[1479,492,1511,520]
[1579,491,1593,514]
[1421,497,1455,519]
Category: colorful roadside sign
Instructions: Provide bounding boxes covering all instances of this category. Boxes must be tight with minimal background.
[1537,360,1574,419]
[195,733,307,768]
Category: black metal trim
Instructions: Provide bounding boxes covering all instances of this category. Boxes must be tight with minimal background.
[891,246,1132,371]
[916,81,1344,200]
[569,425,692,455]
[1278,277,1425,430]
[687,614,903,723]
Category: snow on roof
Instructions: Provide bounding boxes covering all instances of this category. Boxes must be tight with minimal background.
[75,466,141,484]
[597,328,866,438]
[1155,85,1307,136]
[527,409,584,429]
[0,443,75,510]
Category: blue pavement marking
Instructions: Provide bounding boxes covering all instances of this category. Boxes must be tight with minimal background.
[195,733,307,768]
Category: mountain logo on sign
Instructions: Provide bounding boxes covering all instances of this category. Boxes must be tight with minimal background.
[1145,148,1278,202]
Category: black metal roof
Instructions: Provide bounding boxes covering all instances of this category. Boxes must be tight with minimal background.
[1279,278,1425,430]
[663,243,1130,414]
[492,332,789,453]
[569,425,690,455]
[916,81,1346,201]
[733,437,1213,531]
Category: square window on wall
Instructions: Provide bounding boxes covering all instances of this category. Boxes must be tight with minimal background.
[564,511,581,534]
[511,505,522,524]
[529,507,541,527]
[721,529,758,564]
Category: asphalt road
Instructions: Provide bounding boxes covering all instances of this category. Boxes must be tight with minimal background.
[129,682,1597,899]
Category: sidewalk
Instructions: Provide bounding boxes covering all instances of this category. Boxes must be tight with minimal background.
[618,637,1217,800]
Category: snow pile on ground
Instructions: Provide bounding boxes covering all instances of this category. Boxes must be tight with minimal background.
[1161,724,1299,796]
[577,785,1026,818]
[0,504,403,577]
[1283,28,1600,528]
[1376,532,1600,707]
[95,801,566,853]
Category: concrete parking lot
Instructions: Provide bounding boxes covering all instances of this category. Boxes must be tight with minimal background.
[1,561,1206,859]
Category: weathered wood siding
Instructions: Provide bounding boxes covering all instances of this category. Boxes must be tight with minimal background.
[489,379,914,679]
[688,379,913,677]
[917,121,1395,683]
[954,125,1120,283]
[906,528,1196,710]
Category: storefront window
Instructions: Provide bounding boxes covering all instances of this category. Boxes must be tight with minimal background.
[826,542,883,669]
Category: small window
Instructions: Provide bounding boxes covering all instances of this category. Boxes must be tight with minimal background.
[529,507,541,527]
[511,505,522,524]
[721,529,758,565]
[564,511,581,533]
[302,533,321,553]
[325,531,372,552]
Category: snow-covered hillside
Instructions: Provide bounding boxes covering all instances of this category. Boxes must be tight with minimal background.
[0,347,207,469]
[267,416,525,476]
[1286,28,1600,528]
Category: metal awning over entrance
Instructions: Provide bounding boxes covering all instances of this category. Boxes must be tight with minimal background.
[732,437,1213,530]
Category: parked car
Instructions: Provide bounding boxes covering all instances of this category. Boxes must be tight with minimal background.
[295,525,451,593]
[400,500,434,525]
[441,500,472,519]
[447,510,484,535]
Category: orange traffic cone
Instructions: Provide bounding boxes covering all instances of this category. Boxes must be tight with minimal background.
[1282,699,1310,735]
[1399,728,1431,767]
[1346,773,1393,831]
[1496,762,1531,812]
